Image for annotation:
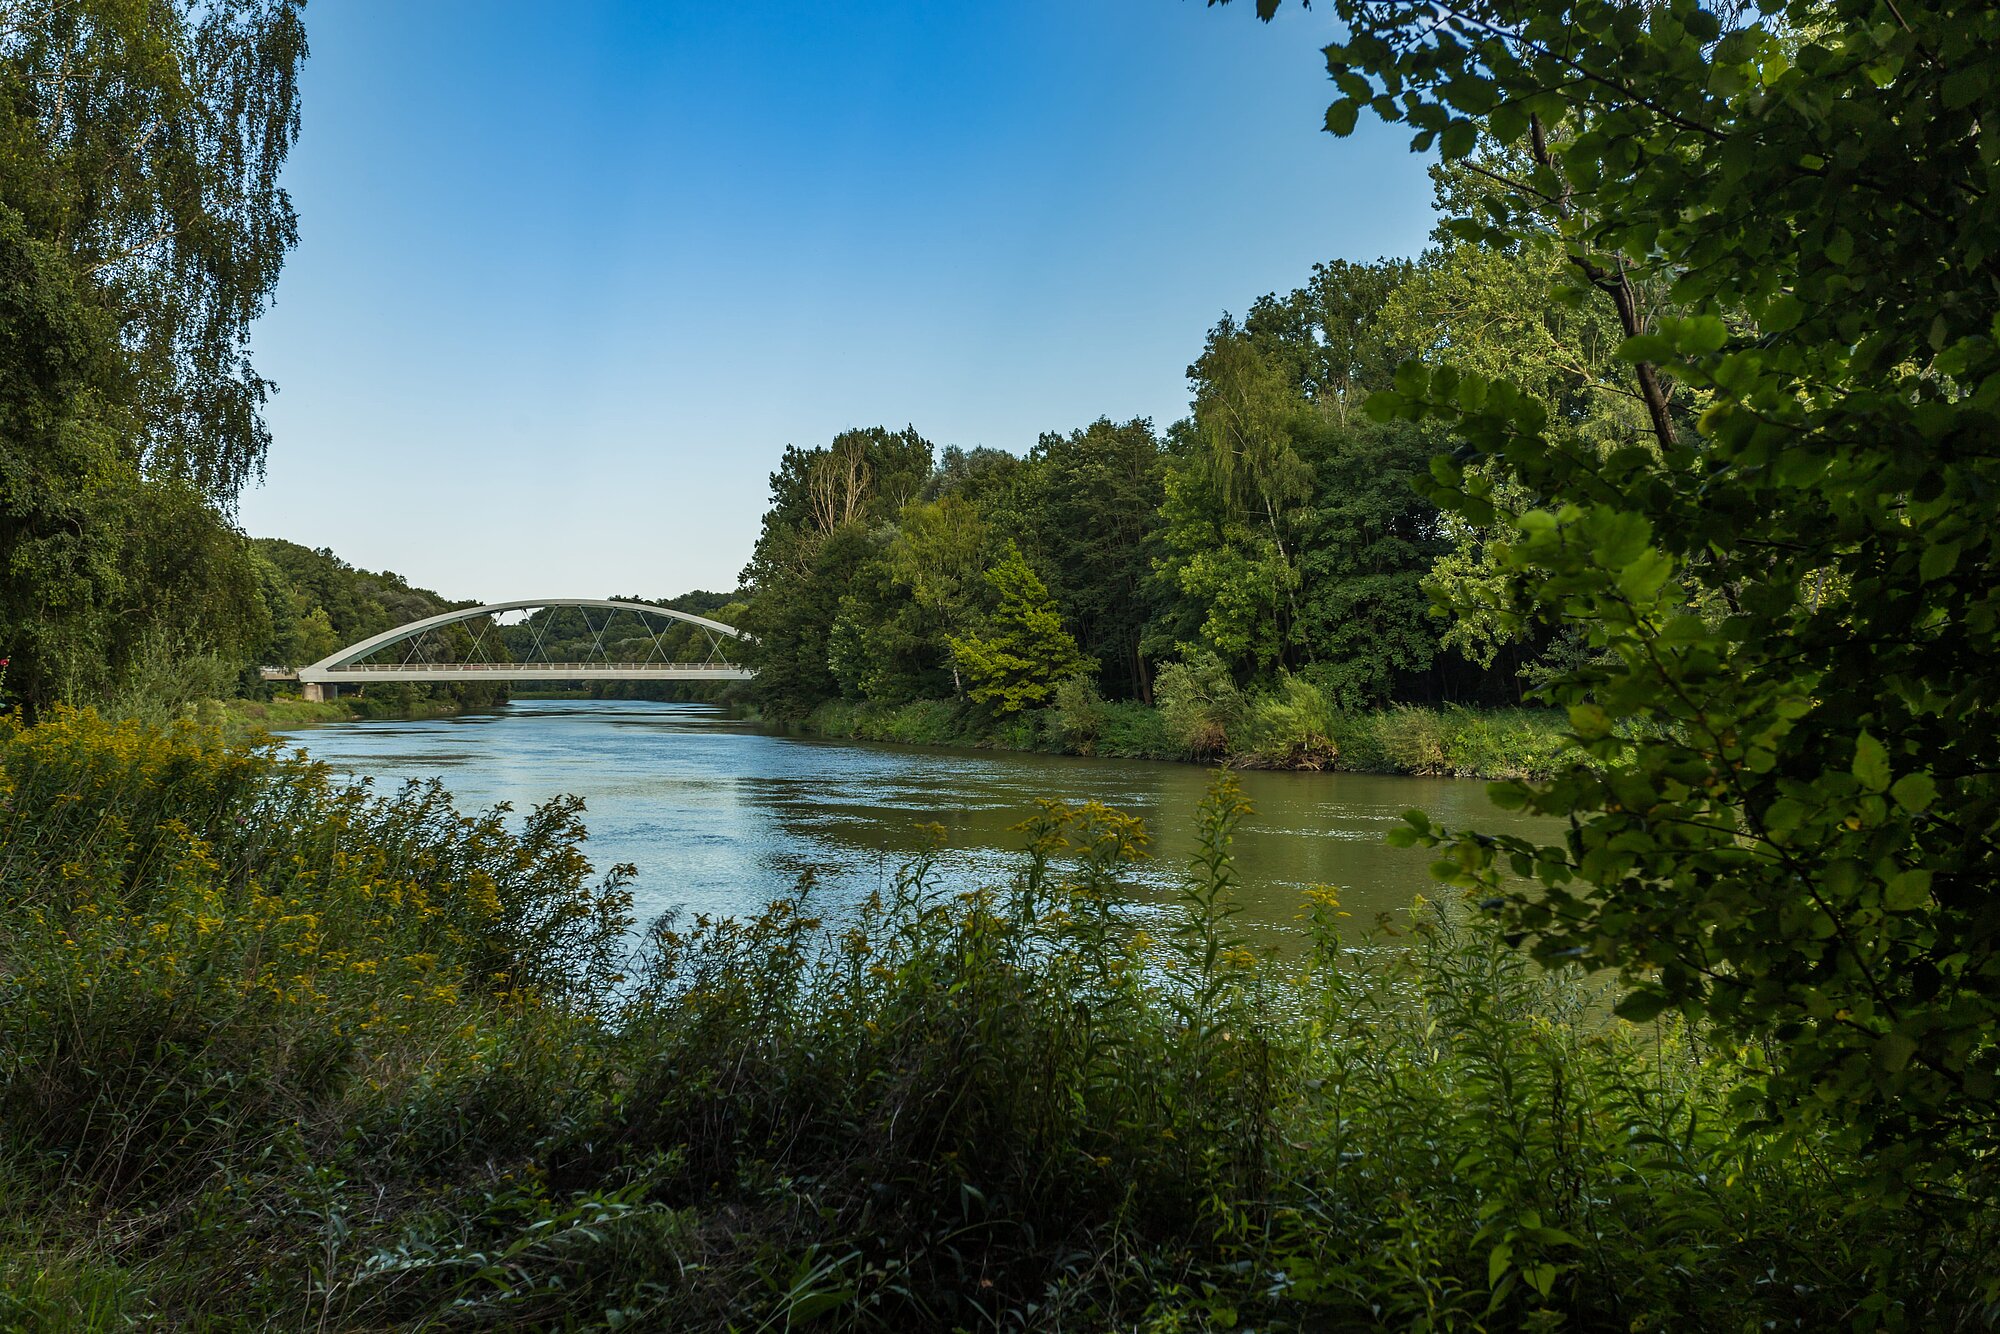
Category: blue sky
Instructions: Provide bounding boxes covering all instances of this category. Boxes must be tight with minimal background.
[238,1,1437,600]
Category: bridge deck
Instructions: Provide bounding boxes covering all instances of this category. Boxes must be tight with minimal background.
[299,663,754,683]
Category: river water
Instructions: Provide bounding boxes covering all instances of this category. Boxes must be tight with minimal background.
[279,698,1552,944]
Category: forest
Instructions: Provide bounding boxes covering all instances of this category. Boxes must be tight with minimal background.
[736,232,1625,726]
[725,224,1627,771]
[3,0,1998,1328]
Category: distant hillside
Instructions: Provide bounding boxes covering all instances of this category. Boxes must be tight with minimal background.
[250,539,465,664]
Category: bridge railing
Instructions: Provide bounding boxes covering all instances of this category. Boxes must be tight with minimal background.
[320,661,747,673]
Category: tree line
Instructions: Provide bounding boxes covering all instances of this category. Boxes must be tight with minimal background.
[736,180,1643,726]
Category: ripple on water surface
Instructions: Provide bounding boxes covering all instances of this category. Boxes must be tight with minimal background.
[280,699,1551,941]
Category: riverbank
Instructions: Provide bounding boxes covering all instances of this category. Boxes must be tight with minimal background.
[0,708,1979,1330]
[786,695,1573,780]
[217,693,475,743]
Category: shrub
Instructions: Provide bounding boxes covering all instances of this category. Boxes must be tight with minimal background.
[6,714,1981,1328]
[1153,651,1241,758]
[0,709,631,1195]
[1094,700,1174,759]
[1232,674,1338,768]
[1372,704,1453,774]
[1050,674,1108,751]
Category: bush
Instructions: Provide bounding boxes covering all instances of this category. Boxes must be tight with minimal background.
[1153,650,1241,758]
[1050,674,1108,751]
[1,714,1986,1329]
[98,628,238,729]
[1233,674,1339,768]
[0,709,631,1197]
[804,687,1577,779]
[1094,700,1174,759]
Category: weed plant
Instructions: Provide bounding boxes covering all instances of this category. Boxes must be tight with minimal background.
[0,711,1987,1329]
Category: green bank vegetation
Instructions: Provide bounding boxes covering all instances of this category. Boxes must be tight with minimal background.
[6,0,2000,1325]
[1,710,1990,1330]
[796,695,1573,780]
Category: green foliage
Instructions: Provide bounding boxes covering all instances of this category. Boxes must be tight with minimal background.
[1153,650,1243,758]
[948,541,1091,715]
[0,0,306,498]
[1015,418,1168,700]
[0,203,129,708]
[1230,673,1338,769]
[1240,0,2000,1175]
[1,715,1985,1328]
[798,691,1566,779]
[732,256,1584,723]
[0,3,306,711]
[0,710,630,1201]
[739,428,938,717]
[247,539,508,711]
[1292,418,1449,705]
[99,628,239,728]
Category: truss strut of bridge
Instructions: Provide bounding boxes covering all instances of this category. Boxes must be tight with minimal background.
[294,598,755,695]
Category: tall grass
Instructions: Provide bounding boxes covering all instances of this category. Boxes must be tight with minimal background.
[0,710,1988,1329]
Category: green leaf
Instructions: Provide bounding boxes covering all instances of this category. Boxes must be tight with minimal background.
[1616,548,1673,601]
[1440,119,1477,159]
[1875,1031,1918,1073]
[1324,99,1359,136]
[1942,65,1986,110]
[1763,798,1807,836]
[1488,1242,1513,1287]
[1920,541,1960,583]
[1616,333,1675,363]
[1883,869,1932,912]
[1677,315,1728,354]
[1567,703,1611,739]
[1889,771,1936,813]
[787,1288,858,1323]
[1852,732,1891,793]
[1614,989,1670,1023]
[1759,293,1803,333]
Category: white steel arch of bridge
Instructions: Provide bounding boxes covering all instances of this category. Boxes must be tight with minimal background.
[295,598,755,697]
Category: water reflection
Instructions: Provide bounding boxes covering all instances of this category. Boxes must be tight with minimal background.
[280,699,1553,942]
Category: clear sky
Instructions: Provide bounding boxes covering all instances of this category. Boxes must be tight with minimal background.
[237,0,1437,602]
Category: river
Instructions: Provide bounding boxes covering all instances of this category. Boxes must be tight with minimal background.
[279,698,1552,944]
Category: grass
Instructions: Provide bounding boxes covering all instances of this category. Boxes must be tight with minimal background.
[0,709,1990,1329]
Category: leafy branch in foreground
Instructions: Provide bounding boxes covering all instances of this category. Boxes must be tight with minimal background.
[1229,0,2000,1183]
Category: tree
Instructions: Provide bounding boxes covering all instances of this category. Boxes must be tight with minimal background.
[1233,0,2000,1173]
[1,0,308,499]
[0,204,127,706]
[1015,418,1167,700]
[888,495,991,693]
[1234,257,1414,422]
[1,2,308,710]
[1374,233,1644,684]
[1163,258,1438,686]
[738,427,936,716]
[1293,417,1448,706]
[949,542,1090,715]
[1190,324,1316,648]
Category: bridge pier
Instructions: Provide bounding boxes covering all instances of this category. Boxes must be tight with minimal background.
[301,681,325,703]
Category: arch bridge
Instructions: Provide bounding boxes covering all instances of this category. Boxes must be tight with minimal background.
[292,598,754,700]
